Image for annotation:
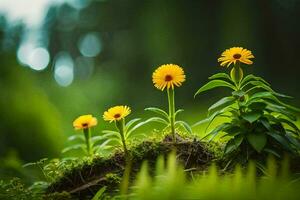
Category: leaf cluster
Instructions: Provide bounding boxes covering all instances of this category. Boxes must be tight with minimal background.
[145,107,193,135]
[102,118,156,148]
[195,73,300,160]
[62,131,112,156]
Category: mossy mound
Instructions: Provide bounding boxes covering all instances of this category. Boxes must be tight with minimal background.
[47,135,216,199]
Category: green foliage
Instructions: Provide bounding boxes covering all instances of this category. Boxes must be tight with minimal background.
[23,157,86,185]
[130,154,300,200]
[91,186,107,200]
[145,107,193,135]
[0,62,65,160]
[62,131,112,156]
[0,178,72,200]
[102,118,157,152]
[195,72,300,161]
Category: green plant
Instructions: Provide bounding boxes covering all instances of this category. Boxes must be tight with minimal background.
[23,157,82,184]
[68,114,112,156]
[148,64,193,142]
[0,178,72,200]
[130,153,300,200]
[62,132,112,156]
[194,47,300,162]
[102,106,159,157]
[91,186,107,200]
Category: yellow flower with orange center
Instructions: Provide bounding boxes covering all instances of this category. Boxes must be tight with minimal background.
[73,114,97,130]
[152,64,186,91]
[103,105,131,123]
[218,47,254,67]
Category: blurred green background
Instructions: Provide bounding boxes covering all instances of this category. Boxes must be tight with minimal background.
[0,0,300,181]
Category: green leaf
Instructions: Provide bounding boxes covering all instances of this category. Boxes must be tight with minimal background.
[263,148,281,158]
[208,73,233,82]
[286,133,300,149]
[241,81,274,93]
[266,103,297,121]
[208,96,235,114]
[93,140,113,153]
[266,132,293,152]
[250,91,273,99]
[91,186,107,200]
[194,80,236,97]
[174,109,184,117]
[175,120,193,135]
[260,117,272,131]
[221,126,242,138]
[224,135,244,154]
[145,107,169,121]
[202,123,231,141]
[232,90,245,98]
[240,74,271,88]
[67,134,85,142]
[248,102,267,111]
[125,118,141,131]
[242,111,262,123]
[91,134,113,144]
[246,83,298,112]
[230,65,243,83]
[272,92,293,99]
[246,133,267,152]
[276,118,300,133]
[126,117,168,138]
[22,162,38,168]
[192,106,232,129]
[62,144,85,153]
[102,130,120,139]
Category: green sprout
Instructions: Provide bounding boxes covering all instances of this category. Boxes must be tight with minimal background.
[63,114,111,156]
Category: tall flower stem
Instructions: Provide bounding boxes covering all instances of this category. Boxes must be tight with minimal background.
[230,63,245,116]
[83,128,92,156]
[167,88,176,142]
[115,119,131,197]
[116,119,128,157]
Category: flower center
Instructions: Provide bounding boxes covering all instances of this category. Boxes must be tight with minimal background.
[114,113,121,118]
[233,53,241,59]
[82,123,88,127]
[165,75,173,82]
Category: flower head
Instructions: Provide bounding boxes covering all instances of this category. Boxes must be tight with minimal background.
[73,114,97,130]
[152,64,186,91]
[218,47,254,67]
[103,105,131,123]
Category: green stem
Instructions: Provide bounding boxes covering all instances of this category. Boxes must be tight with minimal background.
[115,119,132,197]
[83,128,92,156]
[167,88,176,142]
[116,119,128,157]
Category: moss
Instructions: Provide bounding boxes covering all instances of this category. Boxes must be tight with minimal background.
[47,134,215,199]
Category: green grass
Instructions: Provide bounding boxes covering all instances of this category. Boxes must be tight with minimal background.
[128,153,300,200]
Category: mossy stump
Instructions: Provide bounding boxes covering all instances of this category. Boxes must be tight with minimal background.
[47,135,215,199]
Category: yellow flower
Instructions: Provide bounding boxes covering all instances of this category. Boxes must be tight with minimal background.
[73,115,97,130]
[218,47,254,67]
[103,105,131,123]
[152,64,186,91]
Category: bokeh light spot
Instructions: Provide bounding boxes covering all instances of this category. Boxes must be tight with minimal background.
[17,42,35,66]
[54,52,74,87]
[28,47,50,71]
[78,33,102,57]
